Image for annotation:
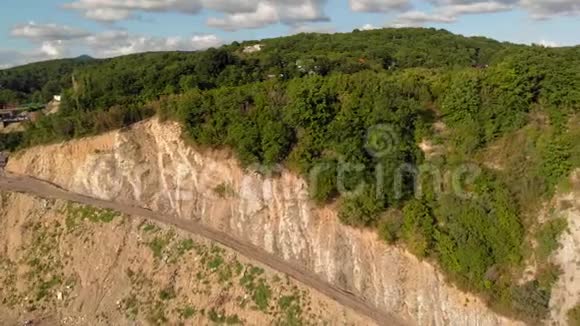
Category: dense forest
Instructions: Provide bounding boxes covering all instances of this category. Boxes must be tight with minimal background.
[0,55,94,104]
[1,27,580,323]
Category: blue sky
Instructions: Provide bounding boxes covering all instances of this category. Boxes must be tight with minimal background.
[1,0,579,68]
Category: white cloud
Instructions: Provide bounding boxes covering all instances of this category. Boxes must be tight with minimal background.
[40,40,68,57]
[207,0,328,31]
[290,23,336,34]
[64,0,270,21]
[0,45,70,69]
[3,23,84,67]
[64,0,202,21]
[207,2,279,30]
[392,11,455,27]
[520,0,580,19]
[204,0,262,13]
[85,30,222,57]
[441,1,513,16]
[11,22,91,41]
[360,23,380,30]
[64,0,328,30]
[59,0,580,33]
[391,1,514,27]
[537,39,559,47]
[352,0,580,24]
[4,21,223,68]
[349,0,410,12]
[83,8,134,21]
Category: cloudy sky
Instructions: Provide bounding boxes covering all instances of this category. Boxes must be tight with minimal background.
[1,0,579,68]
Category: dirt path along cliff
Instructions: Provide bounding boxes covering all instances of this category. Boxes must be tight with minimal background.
[0,173,407,326]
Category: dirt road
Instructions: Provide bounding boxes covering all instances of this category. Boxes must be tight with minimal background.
[0,173,408,326]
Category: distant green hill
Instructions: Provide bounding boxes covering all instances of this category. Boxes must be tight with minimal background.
[0,55,97,104]
[1,28,514,108]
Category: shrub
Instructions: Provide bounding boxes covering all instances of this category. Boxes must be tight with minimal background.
[568,304,580,326]
[536,218,568,260]
[378,212,403,244]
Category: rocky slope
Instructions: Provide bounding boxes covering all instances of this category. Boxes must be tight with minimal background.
[548,172,580,324]
[0,192,369,325]
[7,118,522,325]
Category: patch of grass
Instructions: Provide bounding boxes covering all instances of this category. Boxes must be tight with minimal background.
[239,266,271,311]
[234,261,244,276]
[214,182,236,199]
[142,223,159,233]
[147,301,168,325]
[180,305,197,319]
[35,275,61,301]
[253,281,272,311]
[536,218,568,260]
[20,221,66,306]
[121,294,140,319]
[225,314,243,325]
[0,258,19,307]
[148,237,169,259]
[159,285,176,301]
[218,265,233,283]
[208,308,243,325]
[277,295,303,326]
[240,266,263,289]
[278,295,298,310]
[175,239,195,256]
[147,232,174,259]
[568,304,580,326]
[510,280,551,322]
[65,204,120,230]
[207,255,225,270]
[537,263,562,289]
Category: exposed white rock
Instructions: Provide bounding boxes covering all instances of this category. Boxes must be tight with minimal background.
[8,118,523,326]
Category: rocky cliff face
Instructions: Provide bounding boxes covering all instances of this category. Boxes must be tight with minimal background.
[8,118,521,325]
[0,193,369,325]
[548,172,580,324]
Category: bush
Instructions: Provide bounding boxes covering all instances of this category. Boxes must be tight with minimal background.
[0,132,24,151]
[338,187,385,227]
[568,304,580,326]
[536,218,568,260]
[401,199,434,257]
[378,212,403,244]
[510,281,551,321]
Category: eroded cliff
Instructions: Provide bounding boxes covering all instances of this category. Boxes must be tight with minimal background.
[0,193,369,325]
[8,118,522,325]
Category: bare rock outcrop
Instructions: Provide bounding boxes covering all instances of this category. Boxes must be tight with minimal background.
[548,171,580,324]
[8,118,522,325]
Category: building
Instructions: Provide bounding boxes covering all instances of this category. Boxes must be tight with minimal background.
[0,108,30,128]
[243,44,263,54]
[0,103,17,111]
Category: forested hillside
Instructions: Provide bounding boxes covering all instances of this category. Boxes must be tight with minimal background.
[0,55,95,104]
[1,27,580,323]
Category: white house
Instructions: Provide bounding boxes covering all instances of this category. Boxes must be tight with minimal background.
[53,95,62,102]
[243,44,263,54]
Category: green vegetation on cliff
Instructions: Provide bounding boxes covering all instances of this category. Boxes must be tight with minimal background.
[1,27,579,323]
